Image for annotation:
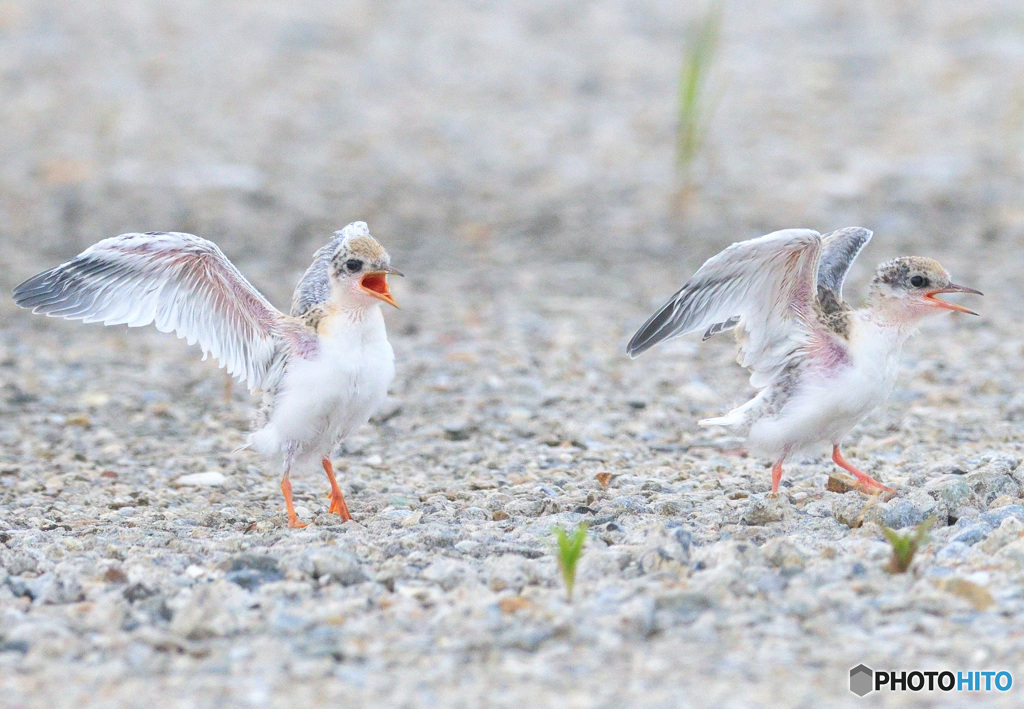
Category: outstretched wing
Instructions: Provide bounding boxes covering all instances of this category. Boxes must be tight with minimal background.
[816,227,872,301]
[627,228,823,386]
[13,232,285,391]
[698,226,873,339]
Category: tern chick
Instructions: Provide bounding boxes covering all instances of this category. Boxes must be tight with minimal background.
[13,222,401,527]
[627,227,981,494]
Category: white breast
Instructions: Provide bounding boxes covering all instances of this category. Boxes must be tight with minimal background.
[747,314,909,457]
[251,308,395,460]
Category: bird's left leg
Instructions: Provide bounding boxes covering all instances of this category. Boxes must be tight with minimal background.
[832,445,895,494]
[322,456,353,522]
[280,442,307,528]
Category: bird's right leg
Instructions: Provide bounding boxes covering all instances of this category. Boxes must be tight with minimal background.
[322,456,353,522]
[771,459,785,494]
[280,442,307,529]
[832,445,895,494]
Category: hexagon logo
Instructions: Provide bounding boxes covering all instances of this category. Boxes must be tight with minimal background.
[850,664,874,697]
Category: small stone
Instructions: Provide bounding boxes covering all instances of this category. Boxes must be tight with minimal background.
[979,517,1024,554]
[309,551,368,586]
[492,510,510,521]
[950,522,992,546]
[103,567,129,585]
[981,505,1024,527]
[826,475,855,494]
[401,509,423,527]
[881,493,941,530]
[964,467,1020,507]
[498,596,532,614]
[422,559,468,591]
[832,495,871,528]
[173,471,226,487]
[762,539,805,575]
[927,477,973,511]
[81,391,111,407]
[937,542,969,560]
[987,495,1019,510]
[454,540,480,554]
[742,494,791,525]
[940,578,995,611]
[443,420,472,441]
[225,554,284,590]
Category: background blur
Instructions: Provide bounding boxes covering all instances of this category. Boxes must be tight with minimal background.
[2,0,1023,307]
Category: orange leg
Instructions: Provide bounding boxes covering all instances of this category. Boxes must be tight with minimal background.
[322,456,353,522]
[771,459,784,493]
[832,445,895,494]
[280,475,307,528]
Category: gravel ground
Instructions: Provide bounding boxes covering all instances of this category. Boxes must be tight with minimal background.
[3,2,1024,707]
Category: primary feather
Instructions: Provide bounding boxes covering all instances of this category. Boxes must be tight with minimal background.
[627,228,823,388]
[12,232,283,390]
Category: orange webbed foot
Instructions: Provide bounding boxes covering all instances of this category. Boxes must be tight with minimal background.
[281,476,308,529]
[322,457,353,522]
[832,446,896,496]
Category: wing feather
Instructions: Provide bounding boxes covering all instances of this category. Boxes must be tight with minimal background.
[290,239,338,317]
[13,232,285,391]
[816,226,872,299]
[627,229,824,387]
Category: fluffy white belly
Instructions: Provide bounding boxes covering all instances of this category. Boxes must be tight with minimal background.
[251,310,395,461]
[747,318,906,459]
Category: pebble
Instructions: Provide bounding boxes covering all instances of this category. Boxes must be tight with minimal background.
[173,471,226,487]
[308,551,368,587]
[742,494,792,525]
[980,505,1024,527]
[949,523,992,546]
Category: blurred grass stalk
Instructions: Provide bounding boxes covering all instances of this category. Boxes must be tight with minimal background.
[676,2,722,178]
[882,517,934,574]
[554,523,587,602]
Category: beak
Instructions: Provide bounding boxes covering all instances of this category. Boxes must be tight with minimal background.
[924,283,983,315]
[359,267,403,308]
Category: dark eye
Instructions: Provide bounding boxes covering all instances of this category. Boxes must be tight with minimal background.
[345,259,363,273]
[910,275,928,288]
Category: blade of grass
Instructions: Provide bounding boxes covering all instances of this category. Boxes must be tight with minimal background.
[883,517,934,573]
[676,2,722,174]
[553,523,588,602]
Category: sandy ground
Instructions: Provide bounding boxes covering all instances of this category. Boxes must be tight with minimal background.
[2,1,1024,707]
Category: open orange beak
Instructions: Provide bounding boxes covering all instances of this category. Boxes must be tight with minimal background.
[359,267,403,308]
[924,283,982,315]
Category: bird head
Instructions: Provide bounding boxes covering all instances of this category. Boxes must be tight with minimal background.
[869,256,981,322]
[328,222,403,308]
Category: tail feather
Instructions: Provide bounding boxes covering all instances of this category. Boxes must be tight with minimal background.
[698,413,743,428]
[699,392,765,428]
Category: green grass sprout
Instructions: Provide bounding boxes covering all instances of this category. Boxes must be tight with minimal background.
[676,2,722,174]
[553,523,588,602]
[882,517,934,574]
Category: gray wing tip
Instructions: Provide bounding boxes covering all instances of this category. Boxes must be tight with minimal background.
[12,272,53,309]
[822,226,873,242]
[626,311,673,358]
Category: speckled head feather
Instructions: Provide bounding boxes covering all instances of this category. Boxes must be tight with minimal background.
[872,256,952,292]
[329,222,392,278]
